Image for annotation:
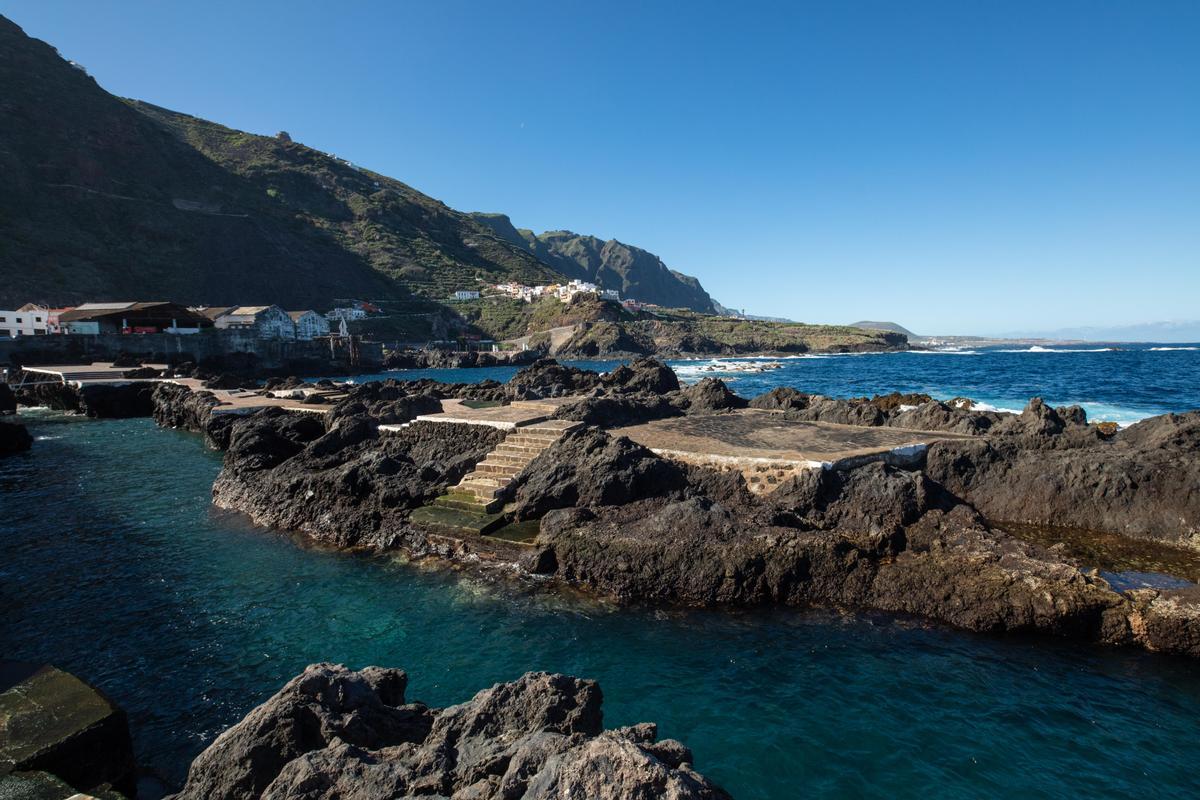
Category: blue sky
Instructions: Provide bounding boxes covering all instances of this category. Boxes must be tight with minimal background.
[4,0,1198,335]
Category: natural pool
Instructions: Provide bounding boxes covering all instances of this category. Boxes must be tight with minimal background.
[2,410,1200,799]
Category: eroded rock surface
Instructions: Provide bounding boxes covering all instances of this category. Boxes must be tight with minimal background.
[169,664,728,800]
[927,409,1200,550]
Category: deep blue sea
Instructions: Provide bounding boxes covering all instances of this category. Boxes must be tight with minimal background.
[3,344,1200,798]
[326,343,1200,426]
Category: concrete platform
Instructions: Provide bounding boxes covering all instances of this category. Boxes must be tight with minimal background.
[17,363,167,387]
[611,410,974,494]
[414,397,585,430]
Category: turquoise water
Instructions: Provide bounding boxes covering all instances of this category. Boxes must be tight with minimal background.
[3,410,1200,798]
[325,344,1200,425]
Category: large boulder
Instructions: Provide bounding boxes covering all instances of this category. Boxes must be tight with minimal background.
[169,664,729,800]
[678,377,747,413]
[507,428,691,519]
[0,662,136,797]
[601,357,680,394]
[506,359,603,400]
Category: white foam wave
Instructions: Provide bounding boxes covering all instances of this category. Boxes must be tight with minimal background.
[909,349,980,355]
[995,346,1115,353]
[1149,346,1199,351]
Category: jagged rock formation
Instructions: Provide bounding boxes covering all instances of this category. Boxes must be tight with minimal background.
[168,663,729,800]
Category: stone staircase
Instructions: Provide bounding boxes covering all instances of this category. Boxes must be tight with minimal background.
[434,420,580,513]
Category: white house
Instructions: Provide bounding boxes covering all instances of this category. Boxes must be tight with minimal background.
[214,305,296,340]
[601,289,621,301]
[0,308,49,337]
[326,307,367,322]
[288,310,330,340]
[453,290,481,300]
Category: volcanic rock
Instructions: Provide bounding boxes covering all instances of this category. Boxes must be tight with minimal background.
[926,408,1200,549]
[169,663,728,800]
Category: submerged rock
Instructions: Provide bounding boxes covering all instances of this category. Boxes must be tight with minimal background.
[169,663,728,800]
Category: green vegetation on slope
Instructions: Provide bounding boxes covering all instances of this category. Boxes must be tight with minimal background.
[470,213,717,312]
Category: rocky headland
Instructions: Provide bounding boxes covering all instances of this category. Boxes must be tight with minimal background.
[145,357,1200,660]
[168,663,728,800]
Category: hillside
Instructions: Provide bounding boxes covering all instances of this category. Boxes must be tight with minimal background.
[557,310,907,356]
[0,16,720,313]
[851,320,919,338]
[435,293,905,356]
[0,17,578,311]
[470,213,717,312]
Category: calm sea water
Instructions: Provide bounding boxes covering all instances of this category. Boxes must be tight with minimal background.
[327,343,1200,425]
[3,346,1200,798]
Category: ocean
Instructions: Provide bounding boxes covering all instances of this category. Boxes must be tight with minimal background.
[2,344,1199,798]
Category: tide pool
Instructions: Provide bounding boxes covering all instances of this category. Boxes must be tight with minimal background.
[2,410,1200,799]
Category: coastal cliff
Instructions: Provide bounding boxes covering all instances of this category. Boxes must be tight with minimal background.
[151,358,1200,660]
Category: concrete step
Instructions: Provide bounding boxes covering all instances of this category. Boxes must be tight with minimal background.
[474,461,522,477]
[432,492,503,514]
[521,421,582,434]
[506,431,561,443]
[460,474,504,488]
[456,480,504,499]
[494,444,546,456]
[487,452,536,467]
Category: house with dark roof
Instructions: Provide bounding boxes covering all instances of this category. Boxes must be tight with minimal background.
[55,302,213,334]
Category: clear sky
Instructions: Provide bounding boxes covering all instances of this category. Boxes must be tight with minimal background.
[3,0,1198,335]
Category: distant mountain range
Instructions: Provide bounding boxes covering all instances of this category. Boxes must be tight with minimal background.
[0,15,716,313]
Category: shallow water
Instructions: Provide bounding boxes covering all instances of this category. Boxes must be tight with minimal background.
[3,411,1200,798]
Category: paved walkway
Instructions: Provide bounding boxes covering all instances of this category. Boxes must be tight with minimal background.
[612,410,974,493]
[414,396,585,430]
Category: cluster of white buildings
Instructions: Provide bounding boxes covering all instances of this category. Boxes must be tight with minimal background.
[491,280,621,304]
[0,301,343,341]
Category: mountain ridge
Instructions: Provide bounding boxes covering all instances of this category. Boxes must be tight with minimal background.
[469,213,717,312]
[0,15,715,313]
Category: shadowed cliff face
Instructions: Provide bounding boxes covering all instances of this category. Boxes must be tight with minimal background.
[0,15,559,309]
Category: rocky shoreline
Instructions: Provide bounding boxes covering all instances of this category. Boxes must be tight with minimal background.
[146,358,1200,660]
[1,660,723,800]
[168,663,729,800]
